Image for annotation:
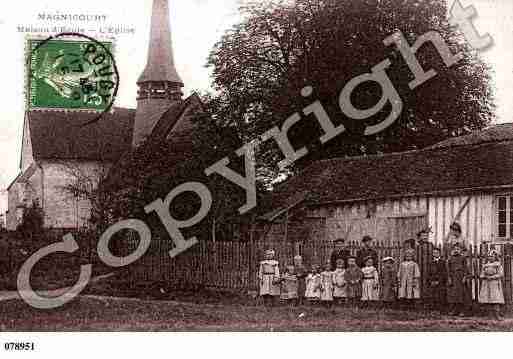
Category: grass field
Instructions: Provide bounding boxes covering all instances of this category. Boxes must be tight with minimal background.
[1,295,513,331]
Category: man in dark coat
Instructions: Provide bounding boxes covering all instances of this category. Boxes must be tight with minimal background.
[356,235,378,268]
[417,228,434,250]
[447,243,471,316]
[443,222,466,256]
[403,238,417,251]
[330,238,351,271]
[425,247,447,312]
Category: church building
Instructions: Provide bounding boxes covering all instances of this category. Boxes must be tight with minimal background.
[6,0,201,231]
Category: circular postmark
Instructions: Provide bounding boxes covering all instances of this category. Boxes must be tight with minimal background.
[27,32,120,126]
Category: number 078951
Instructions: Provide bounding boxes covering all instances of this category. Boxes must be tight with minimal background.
[4,342,35,351]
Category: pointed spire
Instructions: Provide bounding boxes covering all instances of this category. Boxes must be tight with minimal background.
[138,0,183,85]
[133,0,184,147]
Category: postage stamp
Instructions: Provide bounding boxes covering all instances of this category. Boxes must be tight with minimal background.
[26,33,119,114]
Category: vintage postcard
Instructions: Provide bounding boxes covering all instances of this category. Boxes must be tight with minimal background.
[0,0,513,356]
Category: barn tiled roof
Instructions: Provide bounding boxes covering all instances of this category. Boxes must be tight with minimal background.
[265,139,513,216]
[27,108,135,161]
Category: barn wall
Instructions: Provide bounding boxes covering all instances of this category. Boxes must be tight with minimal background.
[307,196,428,219]
[306,194,496,245]
[307,196,429,245]
[427,194,494,245]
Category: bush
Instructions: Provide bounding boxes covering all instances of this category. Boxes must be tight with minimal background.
[0,228,110,291]
[16,200,44,241]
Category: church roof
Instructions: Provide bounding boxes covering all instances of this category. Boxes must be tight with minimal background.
[103,94,204,190]
[150,93,204,142]
[262,138,513,219]
[27,108,135,161]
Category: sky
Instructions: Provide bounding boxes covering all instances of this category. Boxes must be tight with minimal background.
[0,0,512,214]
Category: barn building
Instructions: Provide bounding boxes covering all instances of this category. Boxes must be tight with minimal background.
[6,0,200,231]
[261,124,513,247]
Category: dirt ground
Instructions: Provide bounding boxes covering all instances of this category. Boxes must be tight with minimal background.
[1,294,513,331]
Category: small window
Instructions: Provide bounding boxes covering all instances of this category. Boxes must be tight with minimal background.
[496,195,513,240]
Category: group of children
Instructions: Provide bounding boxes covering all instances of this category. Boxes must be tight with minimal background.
[258,248,421,308]
[258,244,506,318]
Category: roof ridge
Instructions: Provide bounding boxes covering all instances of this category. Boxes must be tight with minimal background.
[316,137,513,164]
[486,122,513,127]
[430,137,513,150]
[27,106,135,114]
[294,137,513,183]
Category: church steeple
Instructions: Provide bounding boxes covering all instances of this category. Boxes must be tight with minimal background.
[133,0,184,147]
[138,0,183,87]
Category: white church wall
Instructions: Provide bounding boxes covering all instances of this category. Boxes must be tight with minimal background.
[6,183,21,231]
[41,160,110,229]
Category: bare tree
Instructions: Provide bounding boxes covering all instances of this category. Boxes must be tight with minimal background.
[57,159,113,232]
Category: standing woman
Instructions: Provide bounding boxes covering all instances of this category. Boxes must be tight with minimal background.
[356,236,378,268]
[478,250,505,319]
[381,257,397,308]
[425,247,448,313]
[444,222,466,255]
[294,255,308,305]
[330,238,351,270]
[447,243,471,316]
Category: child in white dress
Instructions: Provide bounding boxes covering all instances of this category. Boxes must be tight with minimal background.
[320,262,334,307]
[332,258,347,305]
[258,249,280,306]
[398,249,421,309]
[361,257,380,304]
[305,264,321,304]
[479,250,505,319]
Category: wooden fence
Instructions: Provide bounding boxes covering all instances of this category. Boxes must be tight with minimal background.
[126,238,513,304]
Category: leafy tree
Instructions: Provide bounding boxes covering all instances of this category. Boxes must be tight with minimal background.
[207,0,495,181]
[99,101,251,242]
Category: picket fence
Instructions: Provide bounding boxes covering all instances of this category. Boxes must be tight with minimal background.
[126,238,513,304]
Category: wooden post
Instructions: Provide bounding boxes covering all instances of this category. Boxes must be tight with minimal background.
[284,210,289,242]
[503,243,513,305]
[248,217,256,292]
[212,217,216,243]
[471,245,478,302]
[200,240,206,287]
